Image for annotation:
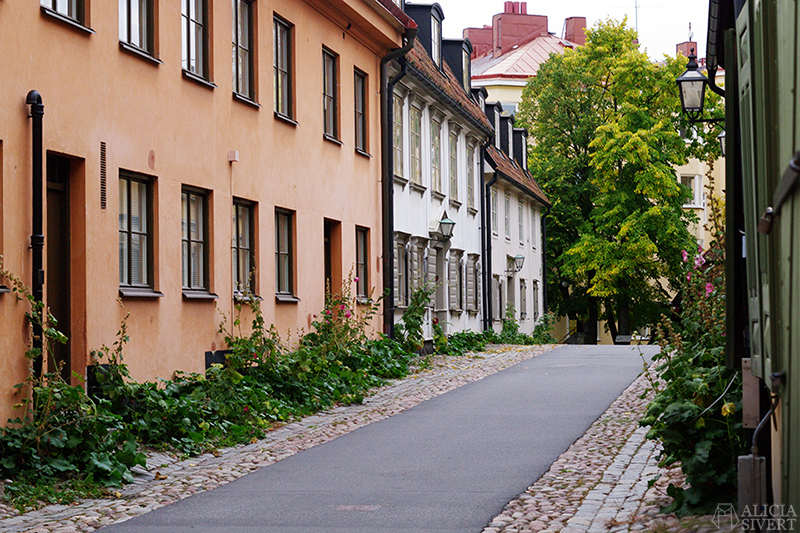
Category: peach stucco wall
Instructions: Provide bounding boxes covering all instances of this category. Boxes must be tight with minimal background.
[0,0,402,423]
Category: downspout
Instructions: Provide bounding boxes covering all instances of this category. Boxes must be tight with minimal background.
[26,90,45,378]
[381,27,418,339]
[541,205,550,315]
[483,165,498,330]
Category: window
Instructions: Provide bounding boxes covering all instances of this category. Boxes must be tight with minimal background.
[532,281,540,320]
[119,0,153,53]
[504,193,511,239]
[410,106,422,185]
[449,132,458,201]
[394,240,408,306]
[462,48,470,90]
[491,189,498,234]
[41,0,85,25]
[467,145,475,209]
[680,174,702,207]
[520,279,527,320]
[323,48,339,139]
[354,70,367,152]
[518,200,524,243]
[182,0,209,79]
[232,0,254,99]
[531,206,537,249]
[232,200,255,294]
[431,15,441,67]
[273,16,293,117]
[393,94,403,177]
[466,255,479,312]
[119,173,152,288]
[448,252,462,311]
[182,188,209,291]
[431,118,441,192]
[356,227,369,299]
[275,209,294,296]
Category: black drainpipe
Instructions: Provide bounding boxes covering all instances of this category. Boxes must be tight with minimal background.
[483,162,498,330]
[26,90,45,378]
[541,205,550,315]
[380,28,418,339]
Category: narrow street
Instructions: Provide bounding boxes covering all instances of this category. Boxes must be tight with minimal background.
[93,345,655,533]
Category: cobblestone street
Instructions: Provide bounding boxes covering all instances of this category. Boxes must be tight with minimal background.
[0,345,733,532]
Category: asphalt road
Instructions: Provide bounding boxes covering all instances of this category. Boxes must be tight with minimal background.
[99,344,658,533]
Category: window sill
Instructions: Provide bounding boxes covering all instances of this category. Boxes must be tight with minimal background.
[275,112,298,126]
[40,6,95,34]
[449,199,462,210]
[233,92,260,109]
[393,174,408,187]
[467,207,478,217]
[119,287,164,299]
[183,290,219,301]
[182,69,217,90]
[409,182,426,194]
[0,285,10,294]
[119,42,161,65]
[355,148,372,159]
[356,296,371,305]
[323,134,342,146]
[275,293,301,303]
[431,190,446,201]
[467,309,479,316]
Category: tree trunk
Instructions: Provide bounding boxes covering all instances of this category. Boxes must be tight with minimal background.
[606,305,618,342]
[586,270,598,344]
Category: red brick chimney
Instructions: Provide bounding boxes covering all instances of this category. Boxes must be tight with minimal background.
[491,3,548,57]
[676,40,698,58]
[563,17,586,46]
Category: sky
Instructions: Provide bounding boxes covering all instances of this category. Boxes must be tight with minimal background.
[429,0,708,61]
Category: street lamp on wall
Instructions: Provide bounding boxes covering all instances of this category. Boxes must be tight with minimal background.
[718,130,726,157]
[506,254,525,274]
[676,48,723,125]
[431,212,455,242]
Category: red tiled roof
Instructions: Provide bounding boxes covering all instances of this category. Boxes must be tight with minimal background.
[405,39,493,133]
[486,145,550,206]
[373,0,418,29]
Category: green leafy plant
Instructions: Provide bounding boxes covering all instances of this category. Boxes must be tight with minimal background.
[640,186,745,515]
[431,317,448,354]
[394,284,434,353]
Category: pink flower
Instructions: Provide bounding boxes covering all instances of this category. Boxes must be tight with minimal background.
[326,310,332,315]
[687,273,692,282]
[243,406,250,412]
[681,250,688,262]
[340,304,346,310]
[432,317,439,325]
[354,277,359,282]
[695,254,705,268]
[344,311,351,318]
[705,283,714,296]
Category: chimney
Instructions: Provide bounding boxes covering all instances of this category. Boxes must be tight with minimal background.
[563,17,586,46]
[676,40,698,58]
[513,128,528,169]
[491,9,548,57]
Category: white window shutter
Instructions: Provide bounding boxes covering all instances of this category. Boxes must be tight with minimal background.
[466,258,475,311]
[411,245,420,290]
[448,256,458,310]
[393,243,400,307]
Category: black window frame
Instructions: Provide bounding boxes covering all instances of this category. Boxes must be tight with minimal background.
[182,187,210,293]
[354,69,368,153]
[119,171,154,291]
[232,199,256,296]
[275,208,295,297]
[182,0,209,80]
[232,0,255,100]
[356,226,369,299]
[120,0,155,55]
[41,0,86,26]
[273,15,293,119]
[323,47,339,140]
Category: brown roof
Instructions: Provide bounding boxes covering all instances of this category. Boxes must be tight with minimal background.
[373,0,418,29]
[485,145,550,206]
[405,39,493,134]
[472,34,576,81]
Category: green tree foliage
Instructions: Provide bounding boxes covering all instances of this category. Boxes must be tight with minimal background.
[516,19,723,339]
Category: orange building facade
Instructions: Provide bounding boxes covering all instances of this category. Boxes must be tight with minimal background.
[0,0,407,423]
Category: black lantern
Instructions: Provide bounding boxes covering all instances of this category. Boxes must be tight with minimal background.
[438,213,455,240]
[718,130,726,157]
[676,48,708,123]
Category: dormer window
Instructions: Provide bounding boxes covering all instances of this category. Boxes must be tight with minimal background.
[462,48,470,90]
[431,15,441,67]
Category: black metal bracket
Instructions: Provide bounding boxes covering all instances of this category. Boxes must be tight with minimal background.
[757,152,800,234]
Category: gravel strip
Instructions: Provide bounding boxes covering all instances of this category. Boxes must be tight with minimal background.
[0,344,552,532]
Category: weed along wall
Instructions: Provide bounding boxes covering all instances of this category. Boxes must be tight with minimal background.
[0,0,406,424]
